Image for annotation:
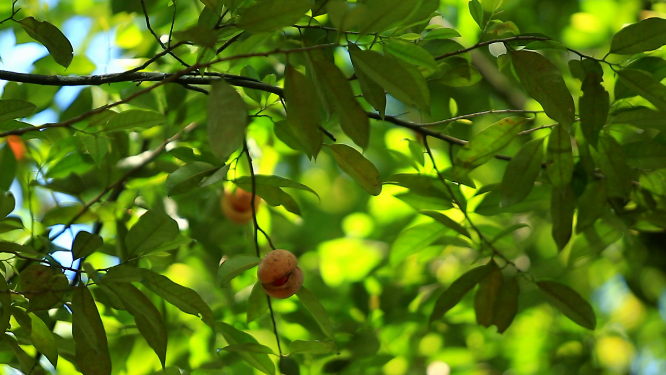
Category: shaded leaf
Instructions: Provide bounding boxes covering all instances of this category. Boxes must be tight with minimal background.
[546,124,574,188]
[72,286,112,375]
[510,50,575,127]
[492,277,520,333]
[0,99,37,121]
[12,307,58,366]
[420,210,470,238]
[3,333,35,373]
[576,180,607,232]
[430,262,495,323]
[237,0,311,32]
[474,263,503,327]
[551,185,575,251]
[384,173,450,199]
[0,276,10,334]
[0,144,17,191]
[284,66,323,159]
[0,190,15,218]
[296,286,336,342]
[390,222,448,265]
[598,132,633,198]
[216,322,275,375]
[500,137,545,206]
[218,254,261,286]
[289,340,337,355]
[235,175,319,199]
[489,223,531,244]
[328,144,382,195]
[247,281,268,323]
[20,264,68,311]
[616,69,666,112]
[579,67,609,148]
[19,17,73,68]
[570,219,623,263]
[357,0,419,34]
[207,80,248,161]
[610,107,666,131]
[609,17,666,55]
[72,231,103,260]
[614,57,666,99]
[221,343,276,355]
[166,162,219,196]
[537,281,596,330]
[105,110,166,131]
[125,210,179,257]
[348,44,386,118]
[624,140,666,169]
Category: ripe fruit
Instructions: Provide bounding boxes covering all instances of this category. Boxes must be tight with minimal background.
[257,249,303,299]
[221,188,261,224]
[6,135,26,161]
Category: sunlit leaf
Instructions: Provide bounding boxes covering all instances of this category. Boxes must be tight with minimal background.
[235,175,320,200]
[537,281,596,330]
[296,286,336,342]
[72,286,112,375]
[284,65,323,159]
[216,322,276,375]
[221,343,276,355]
[166,162,220,196]
[383,40,438,70]
[569,220,623,263]
[328,144,382,196]
[125,210,179,257]
[207,80,248,161]
[546,124,574,188]
[19,17,73,68]
[218,254,261,286]
[3,333,35,373]
[469,0,484,29]
[430,262,495,323]
[420,210,470,238]
[474,262,503,327]
[510,50,575,127]
[104,109,167,131]
[489,223,531,244]
[247,281,268,323]
[11,307,58,366]
[609,17,666,55]
[423,28,461,40]
[237,0,311,32]
[72,231,103,260]
[500,137,545,206]
[390,222,448,265]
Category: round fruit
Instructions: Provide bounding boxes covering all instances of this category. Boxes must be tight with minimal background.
[257,249,303,299]
[221,188,260,224]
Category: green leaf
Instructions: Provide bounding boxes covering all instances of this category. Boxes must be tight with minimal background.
[348,44,386,118]
[430,262,495,323]
[609,17,666,55]
[247,281,268,324]
[510,50,575,128]
[72,231,103,260]
[289,340,337,355]
[576,180,607,233]
[199,164,230,187]
[614,57,666,99]
[237,0,311,32]
[104,109,167,131]
[284,65,323,159]
[394,191,454,211]
[383,40,438,70]
[166,162,219,196]
[207,80,248,161]
[610,107,666,131]
[406,139,425,166]
[551,185,575,251]
[125,210,179,257]
[0,190,15,218]
[435,59,483,87]
[82,134,109,167]
[546,124,574,188]
[0,276,11,334]
[598,132,633,198]
[500,137,545,206]
[423,28,461,40]
[357,0,419,34]
[221,343,276,355]
[328,144,382,196]
[492,276,520,333]
[0,143,17,191]
[474,263,503,327]
[616,69,666,112]
[72,286,112,375]
[624,140,666,169]
[140,268,216,331]
[216,322,276,375]
[420,210,470,238]
[242,184,301,215]
[469,0,484,29]
[3,333,35,373]
[218,254,261,286]
[105,282,168,368]
[20,264,68,311]
[0,99,36,121]
[489,223,531,244]
[384,173,450,199]
[235,175,320,200]
[311,57,370,149]
[569,220,623,263]
[537,281,596,330]
[12,308,58,366]
[296,286,336,342]
[19,17,73,68]
[390,222,448,265]
[348,47,429,112]
[454,117,527,176]
[579,68,609,148]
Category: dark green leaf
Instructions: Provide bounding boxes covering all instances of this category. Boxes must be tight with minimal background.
[383,40,438,70]
[104,109,166,131]
[546,124,574,188]
[0,190,15,218]
[357,0,419,33]
[166,162,219,196]
[216,322,276,375]
[72,231,103,260]
[12,308,58,366]
[492,277,520,333]
[289,340,337,355]
[423,28,461,40]
[609,17,666,55]
[598,132,633,198]
[237,0,311,32]
[221,343,276,355]
[218,254,261,286]
[537,281,596,330]
[551,185,575,251]
[489,223,531,244]
[510,50,575,127]
[125,210,179,257]
[384,173,450,199]
[72,286,112,375]
[469,0,484,29]
[0,99,36,121]
[284,65,323,159]
[207,80,248,161]
[474,263,503,327]
[3,333,35,373]
[348,44,386,118]
[247,281,268,323]
[0,144,17,191]
[328,144,382,195]
[393,191,454,210]
[500,137,545,206]
[435,60,483,87]
[614,57,666,99]
[21,264,68,311]
[430,262,495,323]
[610,107,666,131]
[235,174,320,199]
[616,69,666,112]
[0,276,10,334]
[420,210,470,238]
[579,68,609,148]
[296,286,336,342]
[390,222,448,265]
[624,140,666,169]
[19,17,73,68]
[576,180,607,232]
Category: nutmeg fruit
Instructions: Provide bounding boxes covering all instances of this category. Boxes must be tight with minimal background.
[257,249,303,299]
[221,188,261,224]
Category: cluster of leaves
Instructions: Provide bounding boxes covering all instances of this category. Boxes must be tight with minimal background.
[0,0,665,373]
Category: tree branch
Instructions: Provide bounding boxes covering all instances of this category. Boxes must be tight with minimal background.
[434,35,550,61]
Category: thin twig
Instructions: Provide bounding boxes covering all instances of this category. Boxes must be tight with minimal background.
[140,0,190,68]
[0,1,20,25]
[216,31,244,55]
[434,35,550,60]
[416,109,543,127]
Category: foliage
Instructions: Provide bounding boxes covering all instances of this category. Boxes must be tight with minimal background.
[0,0,665,374]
